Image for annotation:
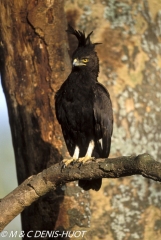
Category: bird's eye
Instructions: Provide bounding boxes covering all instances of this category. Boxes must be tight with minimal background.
[82,58,89,63]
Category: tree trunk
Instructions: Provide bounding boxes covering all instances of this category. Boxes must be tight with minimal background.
[65,0,161,239]
[0,0,91,237]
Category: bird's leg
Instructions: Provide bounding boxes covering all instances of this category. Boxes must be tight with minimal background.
[63,146,79,166]
[78,140,95,164]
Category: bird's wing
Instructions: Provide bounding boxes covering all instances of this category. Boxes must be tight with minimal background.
[55,80,76,157]
[93,82,113,157]
[55,80,67,125]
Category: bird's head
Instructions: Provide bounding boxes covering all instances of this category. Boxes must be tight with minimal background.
[66,25,101,73]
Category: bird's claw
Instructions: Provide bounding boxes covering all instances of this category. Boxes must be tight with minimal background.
[60,157,95,171]
[78,156,95,164]
[62,158,78,166]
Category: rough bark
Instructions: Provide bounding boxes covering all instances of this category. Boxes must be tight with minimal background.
[0,0,90,237]
[0,153,161,233]
[65,0,161,239]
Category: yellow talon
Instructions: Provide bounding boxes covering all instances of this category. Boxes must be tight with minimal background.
[78,156,95,164]
[63,158,77,166]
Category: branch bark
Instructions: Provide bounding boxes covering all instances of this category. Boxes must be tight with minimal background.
[0,153,160,232]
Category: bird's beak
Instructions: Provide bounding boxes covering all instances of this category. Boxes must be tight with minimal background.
[73,58,86,66]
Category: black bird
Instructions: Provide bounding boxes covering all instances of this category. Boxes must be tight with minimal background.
[55,26,113,191]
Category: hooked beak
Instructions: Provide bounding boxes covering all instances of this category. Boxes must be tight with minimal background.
[73,58,86,66]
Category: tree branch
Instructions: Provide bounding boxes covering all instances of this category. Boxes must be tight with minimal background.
[0,153,161,231]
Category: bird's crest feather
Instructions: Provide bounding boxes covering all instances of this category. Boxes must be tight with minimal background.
[66,25,101,48]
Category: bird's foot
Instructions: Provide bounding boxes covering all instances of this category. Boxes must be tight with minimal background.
[78,156,95,164]
[63,158,78,166]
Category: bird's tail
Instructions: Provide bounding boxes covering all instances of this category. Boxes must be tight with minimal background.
[78,178,102,191]
[78,141,107,191]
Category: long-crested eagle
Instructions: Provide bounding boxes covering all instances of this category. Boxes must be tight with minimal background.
[55,26,113,191]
